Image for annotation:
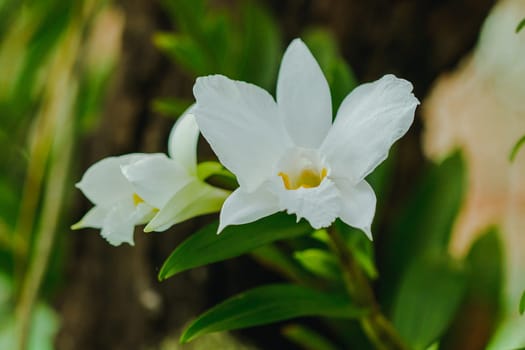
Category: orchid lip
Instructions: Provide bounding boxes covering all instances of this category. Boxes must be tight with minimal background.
[132,193,144,206]
[276,147,329,191]
[278,167,328,190]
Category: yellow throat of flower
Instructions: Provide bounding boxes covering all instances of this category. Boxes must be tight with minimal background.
[133,193,145,206]
[278,168,327,190]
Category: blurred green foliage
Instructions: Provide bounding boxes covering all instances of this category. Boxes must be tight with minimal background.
[282,324,339,350]
[154,0,280,118]
[0,0,120,348]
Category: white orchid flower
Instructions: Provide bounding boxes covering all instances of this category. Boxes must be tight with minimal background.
[72,154,158,246]
[193,39,419,239]
[121,112,230,233]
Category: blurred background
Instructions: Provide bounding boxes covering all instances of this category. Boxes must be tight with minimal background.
[1,0,525,349]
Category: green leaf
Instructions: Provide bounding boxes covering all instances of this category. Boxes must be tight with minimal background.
[282,324,340,350]
[161,0,206,39]
[180,284,364,343]
[466,227,502,307]
[486,316,525,349]
[392,257,466,350]
[0,273,59,350]
[12,1,74,109]
[0,303,59,350]
[237,1,281,90]
[154,32,211,75]
[509,135,525,162]
[381,152,465,301]
[294,249,341,281]
[200,13,232,74]
[151,97,192,119]
[519,290,525,315]
[336,221,378,279]
[250,244,316,285]
[516,18,525,33]
[196,161,235,182]
[159,213,313,280]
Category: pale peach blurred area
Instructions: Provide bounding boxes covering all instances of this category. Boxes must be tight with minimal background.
[422,0,525,311]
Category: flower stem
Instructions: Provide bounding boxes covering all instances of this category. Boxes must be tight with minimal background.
[326,226,409,350]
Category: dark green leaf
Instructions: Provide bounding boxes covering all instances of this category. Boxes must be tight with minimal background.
[516,18,525,33]
[466,227,502,307]
[200,13,232,73]
[151,97,192,119]
[380,152,465,305]
[392,257,466,350]
[250,244,316,285]
[154,32,211,76]
[294,249,341,281]
[76,68,113,133]
[159,213,312,280]
[336,222,378,279]
[12,1,74,110]
[282,324,340,350]
[237,1,281,90]
[509,135,525,162]
[161,0,206,39]
[520,291,525,315]
[366,146,396,202]
[180,284,364,343]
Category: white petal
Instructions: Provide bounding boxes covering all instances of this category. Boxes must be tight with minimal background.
[168,108,199,175]
[145,180,230,232]
[337,180,376,240]
[321,74,419,183]
[71,205,108,229]
[76,154,147,206]
[193,74,292,192]
[218,186,280,233]
[274,177,341,230]
[277,38,332,148]
[100,200,138,246]
[133,202,157,225]
[121,154,193,209]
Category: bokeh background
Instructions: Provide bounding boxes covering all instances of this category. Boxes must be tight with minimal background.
[1,0,525,349]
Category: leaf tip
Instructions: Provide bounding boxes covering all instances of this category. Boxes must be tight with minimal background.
[516,18,525,33]
[157,265,169,281]
[509,135,525,162]
[179,329,196,344]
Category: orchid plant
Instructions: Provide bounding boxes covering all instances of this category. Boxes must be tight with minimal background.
[73,112,230,246]
[74,37,419,349]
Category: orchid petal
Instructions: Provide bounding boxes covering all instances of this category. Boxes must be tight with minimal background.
[275,177,341,230]
[193,74,292,192]
[321,74,419,183]
[121,154,192,209]
[100,200,137,246]
[218,186,280,233]
[337,180,376,240]
[145,180,230,232]
[76,154,147,205]
[71,205,108,230]
[168,109,199,175]
[277,38,332,148]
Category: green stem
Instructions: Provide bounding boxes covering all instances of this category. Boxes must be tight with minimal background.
[326,226,409,350]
